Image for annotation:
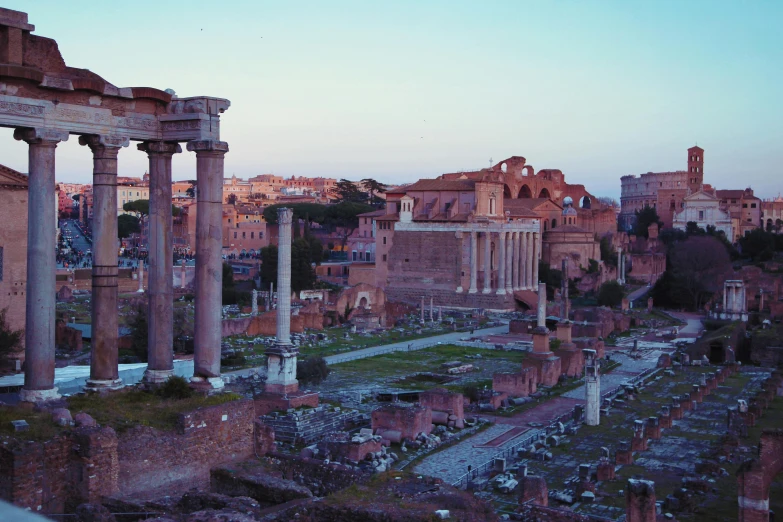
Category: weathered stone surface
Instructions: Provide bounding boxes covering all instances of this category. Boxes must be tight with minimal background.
[74,412,97,428]
[210,466,313,505]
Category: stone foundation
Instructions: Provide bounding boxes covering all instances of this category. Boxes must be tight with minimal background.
[371,404,432,442]
[254,391,320,417]
[518,475,548,506]
[257,404,358,445]
[522,353,562,387]
[419,388,465,429]
[493,368,537,397]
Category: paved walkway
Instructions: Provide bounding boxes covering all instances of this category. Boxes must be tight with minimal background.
[323,323,509,365]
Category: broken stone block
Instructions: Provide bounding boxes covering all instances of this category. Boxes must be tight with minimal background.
[74,412,97,428]
[10,420,29,432]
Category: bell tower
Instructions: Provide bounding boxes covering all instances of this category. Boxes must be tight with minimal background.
[687,146,704,191]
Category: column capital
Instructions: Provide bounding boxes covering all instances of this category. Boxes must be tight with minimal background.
[78,134,130,150]
[277,207,293,225]
[137,141,182,155]
[186,140,229,153]
[14,127,69,145]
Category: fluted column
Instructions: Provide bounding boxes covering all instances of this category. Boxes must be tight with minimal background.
[512,232,520,290]
[139,141,181,385]
[468,231,478,293]
[80,134,129,390]
[187,140,228,390]
[497,231,507,295]
[505,231,513,293]
[525,232,533,290]
[483,232,492,294]
[14,128,68,402]
[532,232,540,286]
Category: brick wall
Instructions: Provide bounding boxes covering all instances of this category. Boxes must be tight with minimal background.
[0,184,28,355]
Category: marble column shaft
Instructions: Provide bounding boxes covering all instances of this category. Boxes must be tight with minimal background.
[276,208,293,345]
[532,233,540,286]
[141,141,180,384]
[483,232,492,293]
[512,232,520,290]
[497,231,506,294]
[468,231,478,293]
[188,140,228,383]
[505,232,513,293]
[81,135,127,387]
[15,128,68,399]
[537,282,547,328]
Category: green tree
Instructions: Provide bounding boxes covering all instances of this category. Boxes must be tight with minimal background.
[260,245,278,287]
[297,356,330,385]
[123,199,150,216]
[118,213,141,240]
[597,281,624,308]
[127,302,149,362]
[685,221,705,236]
[361,178,388,206]
[185,181,196,198]
[600,236,618,267]
[227,193,238,205]
[331,179,366,203]
[0,307,24,367]
[291,238,317,292]
[633,206,662,238]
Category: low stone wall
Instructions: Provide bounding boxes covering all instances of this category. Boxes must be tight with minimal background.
[222,310,324,338]
[0,399,255,513]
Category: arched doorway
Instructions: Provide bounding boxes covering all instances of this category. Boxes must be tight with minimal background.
[359,296,369,308]
[539,188,551,199]
[518,185,532,198]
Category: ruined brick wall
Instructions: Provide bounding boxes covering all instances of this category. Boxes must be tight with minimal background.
[0,427,116,514]
[419,389,464,421]
[628,252,666,285]
[387,230,461,291]
[223,310,324,338]
[371,405,432,440]
[0,183,28,354]
[269,454,370,497]
[117,399,255,496]
[493,370,536,397]
[737,429,783,522]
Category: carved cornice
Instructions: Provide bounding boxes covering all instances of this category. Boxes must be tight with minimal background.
[186,140,229,153]
[137,141,182,155]
[78,134,130,150]
[13,127,69,144]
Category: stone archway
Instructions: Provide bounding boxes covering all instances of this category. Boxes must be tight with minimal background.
[539,188,551,199]
[504,184,513,199]
[580,195,592,209]
[737,429,783,521]
[359,296,369,309]
[518,185,532,198]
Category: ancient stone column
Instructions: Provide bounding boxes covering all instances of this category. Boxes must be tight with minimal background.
[137,262,144,293]
[420,296,425,323]
[584,349,600,426]
[532,232,540,286]
[537,282,547,328]
[505,231,513,293]
[14,128,68,402]
[140,141,180,385]
[497,231,507,295]
[187,140,228,391]
[81,134,129,391]
[468,231,478,293]
[265,208,299,394]
[561,258,569,319]
[722,283,728,311]
[525,232,534,290]
[438,307,442,322]
[625,479,657,522]
[252,289,258,316]
[617,247,624,284]
[429,297,434,322]
[180,259,186,289]
[483,232,492,294]
[267,282,273,311]
[512,232,520,290]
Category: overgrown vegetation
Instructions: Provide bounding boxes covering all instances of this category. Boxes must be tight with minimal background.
[597,280,623,307]
[0,307,23,369]
[297,356,331,385]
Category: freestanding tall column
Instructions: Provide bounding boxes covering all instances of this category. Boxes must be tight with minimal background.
[617,247,625,284]
[584,349,600,426]
[508,232,514,291]
[140,141,181,385]
[188,140,228,391]
[251,289,259,316]
[537,282,547,327]
[483,232,492,293]
[468,231,478,293]
[180,259,187,289]
[15,128,68,402]
[265,208,299,394]
[137,262,144,293]
[81,134,129,391]
[497,231,506,295]
[525,232,533,290]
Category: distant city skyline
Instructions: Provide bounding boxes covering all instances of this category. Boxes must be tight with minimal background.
[1,0,781,199]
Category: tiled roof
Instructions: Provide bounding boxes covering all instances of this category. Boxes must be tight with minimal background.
[0,164,28,187]
[402,179,477,191]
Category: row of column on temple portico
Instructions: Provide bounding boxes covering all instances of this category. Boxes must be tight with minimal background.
[463,229,540,295]
[15,126,228,401]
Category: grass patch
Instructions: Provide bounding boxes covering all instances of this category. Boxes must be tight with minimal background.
[0,406,63,442]
[67,389,242,433]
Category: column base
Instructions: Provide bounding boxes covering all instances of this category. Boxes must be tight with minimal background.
[190,375,225,393]
[85,378,124,392]
[19,387,61,403]
[468,287,477,294]
[143,369,174,385]
[497,289,506,295]
[482,288,492,294]
[455,286,463,293]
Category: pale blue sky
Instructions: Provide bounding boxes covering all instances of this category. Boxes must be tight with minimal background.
[2,0,781,199]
